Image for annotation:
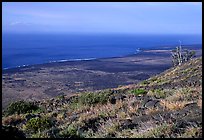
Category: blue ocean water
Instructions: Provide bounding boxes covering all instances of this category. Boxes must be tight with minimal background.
[2,33,202,69]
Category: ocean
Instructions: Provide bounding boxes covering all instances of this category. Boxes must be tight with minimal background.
[2,33,202,69]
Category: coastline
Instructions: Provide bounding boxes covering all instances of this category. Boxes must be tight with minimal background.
[2,43,202,73]
[2,45,202,109]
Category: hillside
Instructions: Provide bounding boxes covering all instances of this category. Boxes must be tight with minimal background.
[2,57,202,138]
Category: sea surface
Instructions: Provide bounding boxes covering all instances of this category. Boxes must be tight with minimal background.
[2,33,202,69]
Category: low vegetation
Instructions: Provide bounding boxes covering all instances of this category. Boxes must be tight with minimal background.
[79,91,112,105]
[25,117,52,132]
[2,57,202,138]
[129,88,147,95]
[3,100,40,116]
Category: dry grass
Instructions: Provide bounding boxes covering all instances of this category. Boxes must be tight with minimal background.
[77,101,122,123]
[116,111,130,120]
[166,90,184,101]
[56,113,65,120]
[197,99,202,109]
[145,107,160,115]
[132,123,173,138]
[2,114,24,126]
[127,105,139,115]
[97,118,120,137]
[160,100,189,111]
[178,127,202,138]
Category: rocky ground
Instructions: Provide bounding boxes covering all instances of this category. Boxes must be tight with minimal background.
[2,56,202,138]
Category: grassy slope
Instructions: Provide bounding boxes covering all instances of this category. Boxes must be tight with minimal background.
[2,57,202,138]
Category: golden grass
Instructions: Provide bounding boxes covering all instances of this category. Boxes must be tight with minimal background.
[98,118,120,135]
[145,107,160,115]
[56,113,65,121]
[132,123,173,138]
[74,97,139,124]
[197,99,202,109]
[2,114,24,125]
[127,105,139,115]
[166,91,184,101]
[160,100,189,111]
[178,127,202,138]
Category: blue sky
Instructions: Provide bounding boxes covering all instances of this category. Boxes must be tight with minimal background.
[2,2,202,34]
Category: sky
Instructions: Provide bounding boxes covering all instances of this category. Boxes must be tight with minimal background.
[2,2,202,34]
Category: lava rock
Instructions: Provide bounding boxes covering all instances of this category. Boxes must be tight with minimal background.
[109,96,116,104]
[2,125,26,138]
[144,100,160,108]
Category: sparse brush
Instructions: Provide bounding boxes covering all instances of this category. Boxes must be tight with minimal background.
[166,91,184,101]
[59,123,83,138]
[129,88,147,96]
[2,114,24,126]
[4,100,40,116]
[178,127,202,138]
[97,118,120,138]
[145,107,160,115]
[25,117,52,132]
[79,91,111,105]
[132,123,173,138]
[116,111,129,120]
[160,100,189,110]
[197,99,202,109]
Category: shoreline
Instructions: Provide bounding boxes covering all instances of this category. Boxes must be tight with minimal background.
[2,45,202,109]
[2,44,202,72]
[2,49,144,71]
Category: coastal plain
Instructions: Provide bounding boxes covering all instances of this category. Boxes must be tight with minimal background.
[2,46,202,109]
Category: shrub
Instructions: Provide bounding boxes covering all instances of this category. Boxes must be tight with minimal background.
[130,89,147,96]
[133,123,173,138]
[31,107,44,114]
[79,92,111,105]
[4,100,40,116]
[25,117,52,132]
[59,124,83,138]
[152,89,166,98]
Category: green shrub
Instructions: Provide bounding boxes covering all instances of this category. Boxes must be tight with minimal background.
[130,89,147,95]
[79,92,111,105]
[152,89,166,98]
[31,107,44,114]
[59,124,82,138]
[4,100,40,116]
[25,117,52,132]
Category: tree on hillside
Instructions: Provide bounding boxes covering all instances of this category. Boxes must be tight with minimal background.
[171,41,196,66]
